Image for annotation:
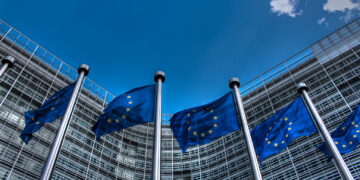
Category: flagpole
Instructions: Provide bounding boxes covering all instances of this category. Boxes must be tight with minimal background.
[297,82,353,180]
[0,55,14,77]
[152,71,165,180]
[40,64,89,180]
[229,77,262,180]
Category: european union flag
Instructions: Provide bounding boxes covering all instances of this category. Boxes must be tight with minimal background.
[92,85,155,140]
[251,96,317,162]
[318,105,360,157]
[170,92,240,152]
[20,83,75,144]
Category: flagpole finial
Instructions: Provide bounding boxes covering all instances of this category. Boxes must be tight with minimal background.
[2,55,15,68]
[154,71,165,82]
[297,82,309,93]
[78,64,90,76]
[229,77,240,89]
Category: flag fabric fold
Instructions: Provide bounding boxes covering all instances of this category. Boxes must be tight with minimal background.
[251,96,317,162]
[92,84,155,140]
[170,92,240,152]
[20,83,75,144]
[318,105,360,157]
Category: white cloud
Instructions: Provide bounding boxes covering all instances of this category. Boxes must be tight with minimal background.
[317,17,325,24]
[323,0,360,22]
[323,0,360,12]
[317,17,329,26]
[270,0,303,18]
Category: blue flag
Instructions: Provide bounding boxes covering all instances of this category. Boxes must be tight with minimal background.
[318,105,360,157]
[92,84,155,140]
[251,96,317,162]
[20,83,75,144]
[170,92,240,152]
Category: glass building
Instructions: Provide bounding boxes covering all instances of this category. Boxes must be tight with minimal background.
[0,18,360,180]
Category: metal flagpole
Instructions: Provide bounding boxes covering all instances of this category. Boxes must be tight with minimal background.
[40,64,90,180]
[152,71,165,180]
[229,77,262,180]
[297,82,354,180]
[0,55,15,77]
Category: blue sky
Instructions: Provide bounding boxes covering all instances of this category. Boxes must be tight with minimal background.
[0,0,359,114]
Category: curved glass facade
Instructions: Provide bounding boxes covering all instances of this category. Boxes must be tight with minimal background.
[0,18,360,180]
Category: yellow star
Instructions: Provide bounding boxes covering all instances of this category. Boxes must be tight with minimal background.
[201,133,205,137]
[357,130,360,133]
[288,127,292,131]
[289,122,292,125]
[107,118,112,123]
[188,127,191,131]
[267,141,271,144]
[208,130,213,134]
[352,121,355,125]
[214,123,217,127]
[343,145,346,148]
[281,141,285,144]
[269,127,272,130]
[355,124,359,128]
[342,127,345,130]
[122,115,126,119]
[186,121,190,124]
[286,134,288,138]
[213,116,218,120]
[36,122,40,124]
[31,117,35,121]
[210,109,214,113]
[335,141,339,144]
[284,117,288,121]
[128,101,133,104]
[354,135,357,138]
[193,131,197,136]
[115,119,119,123]
[126,108,130,112]
[101,111,104,114]
[51,107,55,111]
[349,141,353,145]
[187,113,190,117]
[265,138,268,141]
[127,95,131,99]
[274,143,278,147]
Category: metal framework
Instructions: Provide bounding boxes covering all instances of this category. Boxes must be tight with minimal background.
[0,18,359,180]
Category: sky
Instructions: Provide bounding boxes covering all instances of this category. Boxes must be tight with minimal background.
[0,0,359,115]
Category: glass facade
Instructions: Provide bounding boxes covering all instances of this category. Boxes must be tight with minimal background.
[0,18,360,180]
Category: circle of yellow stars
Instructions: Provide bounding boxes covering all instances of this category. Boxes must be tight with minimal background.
[103,94,132,125]
[30,102,62,126]
[187,108,218,138]
[265,117,291,147]
[335,121,360,148]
